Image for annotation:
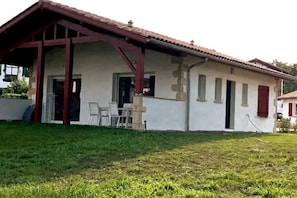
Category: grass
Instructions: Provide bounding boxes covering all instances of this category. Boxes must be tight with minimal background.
[1,122,297,197]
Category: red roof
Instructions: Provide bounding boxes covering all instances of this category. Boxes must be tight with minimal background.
[0,0,296,81]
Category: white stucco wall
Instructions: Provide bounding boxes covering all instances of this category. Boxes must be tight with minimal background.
[30,42,179,125]
[281,99,297,123]
[29,42,278,132]
[188,60,276,132]
[142,97,186,131]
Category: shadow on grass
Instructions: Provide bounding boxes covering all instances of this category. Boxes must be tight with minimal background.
[0,121,269,186]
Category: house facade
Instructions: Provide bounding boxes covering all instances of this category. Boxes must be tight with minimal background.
[278,91,297,123]
[0,0,294,132]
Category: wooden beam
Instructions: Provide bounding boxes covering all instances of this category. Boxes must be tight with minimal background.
[0,3,41,33]
[54,24,57,40]
[34,41,44,123]
[115,47,136,75]
[135,48,145,94]
[63,39,73,125]
[18,41,40,48]
[43,3,147,43]
[57,20,138,51]
[1,19,58,59]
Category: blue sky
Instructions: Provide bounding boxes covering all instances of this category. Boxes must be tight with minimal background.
[1,0,297,64]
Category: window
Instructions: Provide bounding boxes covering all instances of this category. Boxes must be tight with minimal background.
[257,85,269,117]
[242,83,248,106]
[288,103,297,116]
[114,74,155,107]
[198,74,206,100]
[214,78,222,102]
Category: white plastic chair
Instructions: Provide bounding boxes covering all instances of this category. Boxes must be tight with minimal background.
[88,102,109,126]
[109,102,126,127]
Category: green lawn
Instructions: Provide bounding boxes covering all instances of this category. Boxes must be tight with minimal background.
[0,122,297,197]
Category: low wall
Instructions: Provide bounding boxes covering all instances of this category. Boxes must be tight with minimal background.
[142,97,186,131]
[0,98,32,120]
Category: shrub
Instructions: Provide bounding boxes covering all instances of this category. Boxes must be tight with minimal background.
[278,118,291,133]
[292,121,297,133]
[1,76,28,99]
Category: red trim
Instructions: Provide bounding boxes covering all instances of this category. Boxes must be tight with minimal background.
[57,20,138,51]
[18,41,40,48]
[115,47,136,75]
[135,48,145,94]
[63,39,73,125]
[1,19,58,59]
[42,4,147,43]
[34,41,44,123]
[18,36,102,48]
[289,103,293,116]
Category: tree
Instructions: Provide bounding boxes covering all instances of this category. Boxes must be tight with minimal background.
[276,60,297,94]
[1,77,29,99]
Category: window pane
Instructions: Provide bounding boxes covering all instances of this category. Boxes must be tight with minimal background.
[198,74,206,100]
[242,83,248,106]
[215,78,222,102]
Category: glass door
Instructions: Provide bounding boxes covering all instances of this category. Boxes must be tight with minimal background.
[52,78,81,121]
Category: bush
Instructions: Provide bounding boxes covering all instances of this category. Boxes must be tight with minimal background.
[278,118,291,133]
[0,93,28,99]
[292,121,297,133]
[1,76,28,99]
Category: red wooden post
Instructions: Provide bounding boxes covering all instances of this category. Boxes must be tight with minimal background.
[135,48,145,94]
[34,41,44,122]
[63,39,73,125]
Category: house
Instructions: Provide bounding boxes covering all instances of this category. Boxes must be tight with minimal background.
[0,64,29,94]
[249,58,289,97]
[0,0,295,132]
[278,90,297,123]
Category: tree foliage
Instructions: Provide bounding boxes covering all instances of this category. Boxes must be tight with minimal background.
[1,77,29,99]
[276,60,297,94]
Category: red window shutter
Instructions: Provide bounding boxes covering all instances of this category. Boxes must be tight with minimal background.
[257,86,269,117]
[289,103,293,116]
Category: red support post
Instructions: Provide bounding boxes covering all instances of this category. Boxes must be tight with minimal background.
[135,48,145,94]
[34,41,44,122]
[63,39,73,125]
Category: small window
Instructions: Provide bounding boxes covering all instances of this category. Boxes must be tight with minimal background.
[242,83,248,106]
[198,74,206,101]
[214,78,222,102]
[288,103,297,117]
[257,85,269,117]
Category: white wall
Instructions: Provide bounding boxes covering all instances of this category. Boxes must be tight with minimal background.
[30,42,178,125]
[29,42,278,132]
[188,60,276,132]
[282,99,297,123]
[142,97,186,131]
[0,98,32,120]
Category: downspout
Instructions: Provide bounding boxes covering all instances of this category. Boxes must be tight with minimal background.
[186,58,208,131]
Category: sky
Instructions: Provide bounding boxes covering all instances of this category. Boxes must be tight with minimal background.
[1,0,296,64]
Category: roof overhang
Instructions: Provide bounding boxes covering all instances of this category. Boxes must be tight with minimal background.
[148,38,297,81]
[1,0,296,82]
